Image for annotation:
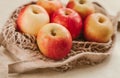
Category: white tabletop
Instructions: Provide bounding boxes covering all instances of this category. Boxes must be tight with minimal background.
[0,0,120,78]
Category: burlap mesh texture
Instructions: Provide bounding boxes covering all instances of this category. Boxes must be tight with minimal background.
[0,2,119,73]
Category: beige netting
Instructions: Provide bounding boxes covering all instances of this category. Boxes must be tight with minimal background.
[0,2,120,73]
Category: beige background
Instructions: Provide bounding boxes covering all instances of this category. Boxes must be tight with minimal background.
[0,0,120,78]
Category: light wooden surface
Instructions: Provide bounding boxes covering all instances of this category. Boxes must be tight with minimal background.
[0,0,120,78]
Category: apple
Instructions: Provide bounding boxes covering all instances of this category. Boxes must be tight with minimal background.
[37,0,63,16]
[66,0,95,19]
[84,13,114,43]
[37,23,72,60]
[17,4,50,36]
[51,8,82,39]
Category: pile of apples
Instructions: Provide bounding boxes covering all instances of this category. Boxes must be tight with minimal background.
[17,0,114,60]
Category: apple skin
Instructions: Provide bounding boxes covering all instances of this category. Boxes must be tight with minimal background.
[51,8,83,39]
[37,0,63,16]
[37,23,72,60]
[84,13,114,43]
[17,4,50,36]
[66,0,95,19]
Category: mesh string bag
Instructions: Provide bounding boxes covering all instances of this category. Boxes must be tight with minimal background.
[0,1,120,73]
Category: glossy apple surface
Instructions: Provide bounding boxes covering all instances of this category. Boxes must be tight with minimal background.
[37,0,63,16]
[17,4,50,36]
[51,8,82,39]
[37,23,72,60]
[67,0,95,19]
[84,13,114,43]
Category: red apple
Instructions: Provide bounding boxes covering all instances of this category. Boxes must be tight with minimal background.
[17,4,50,36]
[84,13,114,43]
[51,8,82,39]
[37,0,63,16]
[37,23,72,60]
[67,0,95,19]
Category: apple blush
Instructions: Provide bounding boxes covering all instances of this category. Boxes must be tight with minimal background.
[37,23,72,60]
[51,8,83,39]
[84,13,114,43]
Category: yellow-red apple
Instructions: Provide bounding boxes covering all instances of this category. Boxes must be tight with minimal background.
[84,13,114,43]
[67,0,95,19]
[37,0,63,16]
[17,4,50,36]
[37,23,72,60]
[51,8,82,39]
